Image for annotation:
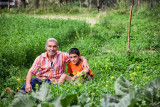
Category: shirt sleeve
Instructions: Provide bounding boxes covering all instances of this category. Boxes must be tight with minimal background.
[64,52,70,63]
[67,63,72,74]
[29,56,41,75]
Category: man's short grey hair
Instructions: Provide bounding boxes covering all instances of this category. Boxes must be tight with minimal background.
[45,38,58,46]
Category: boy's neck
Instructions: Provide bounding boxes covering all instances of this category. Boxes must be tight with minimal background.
[75,59,81,65]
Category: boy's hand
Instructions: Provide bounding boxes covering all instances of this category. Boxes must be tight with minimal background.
[73,72,82,80]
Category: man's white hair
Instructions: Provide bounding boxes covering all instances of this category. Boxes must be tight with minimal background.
[46,38,58,46]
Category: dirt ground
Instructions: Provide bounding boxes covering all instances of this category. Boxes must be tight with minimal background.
[35,11,107,26]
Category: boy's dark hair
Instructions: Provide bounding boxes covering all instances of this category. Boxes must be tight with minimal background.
[69,48,80,56]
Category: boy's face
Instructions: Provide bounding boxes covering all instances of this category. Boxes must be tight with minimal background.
[69,54,80,65]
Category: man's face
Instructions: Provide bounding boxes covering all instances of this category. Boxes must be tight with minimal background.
[69,54,80,65]
[45,41,58,56]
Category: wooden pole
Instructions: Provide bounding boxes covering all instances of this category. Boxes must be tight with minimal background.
[127,5,133,54]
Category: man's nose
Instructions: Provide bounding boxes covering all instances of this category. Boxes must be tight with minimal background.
[50,47,54,50]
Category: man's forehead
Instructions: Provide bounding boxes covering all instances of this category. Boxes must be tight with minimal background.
[47,41,57,45]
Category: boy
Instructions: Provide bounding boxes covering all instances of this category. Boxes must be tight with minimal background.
[58,48,93,84]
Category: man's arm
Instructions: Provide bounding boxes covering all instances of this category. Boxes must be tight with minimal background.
[79,56,90,70]
[25,56,41,92]
[25,71,33,92]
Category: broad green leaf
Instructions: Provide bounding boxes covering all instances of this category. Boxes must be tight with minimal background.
[32,82,52,102]
[118,87,139,107]
[144,76,160,106]
[132,85,142,102]
[48,95,63,107]
[79,94,91,104]
[114,75,131,96]
[10,94,36,107]
[61,94,78,106]
[101,88,141,107]
[84,102,95,107]
[79,94,95,107]
[101,94,119,107]
[38,102,55,107]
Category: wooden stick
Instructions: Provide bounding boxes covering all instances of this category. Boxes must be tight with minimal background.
[127,5,133,54]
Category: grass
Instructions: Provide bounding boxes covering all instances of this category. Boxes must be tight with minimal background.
[0,7,160,106]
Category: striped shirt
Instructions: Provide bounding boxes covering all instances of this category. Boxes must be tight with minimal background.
[29,51,70,83]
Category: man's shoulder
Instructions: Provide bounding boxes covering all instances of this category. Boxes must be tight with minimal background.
[40,52,47,57]
[35,52,47,60]
[58,51,69,57]
[58,51,68,55]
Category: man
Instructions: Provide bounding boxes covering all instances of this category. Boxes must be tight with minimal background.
[23,38,90,92]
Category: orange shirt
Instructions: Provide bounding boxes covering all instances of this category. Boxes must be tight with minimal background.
[67,61,93,78]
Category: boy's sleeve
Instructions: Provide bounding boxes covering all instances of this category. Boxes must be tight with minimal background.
[67,63,72,74]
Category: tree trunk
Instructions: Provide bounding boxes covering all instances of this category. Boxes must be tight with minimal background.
[22,0,26,8]
[79,0,81,12]
[149,0,153,9]
[141,0,142,8]
[42,0,45,10]
[14,0,18,8]
[60,0,63,4]
[97,0,100,12]
[34,0,39,9]
[131,0,134,6]
[8,0,10,10]
[89,0,92,12]
[138,0,140,7]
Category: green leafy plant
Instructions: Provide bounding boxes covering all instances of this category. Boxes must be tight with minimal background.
[144,77,160,106]
[101,75,160,107]
[11,82,95,107]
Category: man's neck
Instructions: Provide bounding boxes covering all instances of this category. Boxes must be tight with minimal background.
[47,54,56,61]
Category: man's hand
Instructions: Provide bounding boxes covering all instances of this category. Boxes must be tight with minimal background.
[80,56,90,69]
[25,84,32,92]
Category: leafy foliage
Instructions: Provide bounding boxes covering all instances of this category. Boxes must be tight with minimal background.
[144,77,160,106]
[11,83,94,107]
[0,7,160,106]
[32,82,52,102]
[101,76,160,107]
[11,94,36,107]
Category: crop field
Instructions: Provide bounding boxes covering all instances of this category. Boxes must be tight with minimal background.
[0,7,160,106]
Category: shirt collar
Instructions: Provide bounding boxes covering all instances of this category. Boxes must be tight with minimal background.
[42,51,61,58]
